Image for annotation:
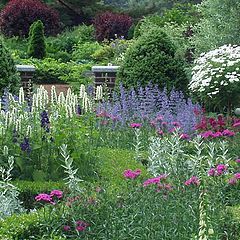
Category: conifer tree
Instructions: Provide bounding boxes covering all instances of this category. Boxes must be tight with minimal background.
[28,20,46,59]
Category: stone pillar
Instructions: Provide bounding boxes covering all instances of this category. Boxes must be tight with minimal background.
[16,65,35,94]
[92,66,119,91]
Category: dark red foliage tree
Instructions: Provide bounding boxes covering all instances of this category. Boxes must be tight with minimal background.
[93,11,133,41]
[0,0,61,37]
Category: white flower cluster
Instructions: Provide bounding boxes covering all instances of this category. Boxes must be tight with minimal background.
[189,44,240,97]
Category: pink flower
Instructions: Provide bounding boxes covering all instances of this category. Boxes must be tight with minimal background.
[150,120,157,127]
[212,131,223,138]
[130,123,142,128]
[157,129,164,135]
[200,130,214,138]
[123,169,141,179]
[216,164,227,175]
[35,193,55,204]
[180,133,190,140]
[236,159,240,163]
[234,173,240,179]
[156,115,163,121]
[228,178,237,185]
[233,122,240,127]
[222,129,235,137]
[50,190,63,199]
[171,121,181,127]
[208,168,216,176]
[63,225,71,231]
[143,174,168,187]
[184,176,200,186]
[76,220,89,232]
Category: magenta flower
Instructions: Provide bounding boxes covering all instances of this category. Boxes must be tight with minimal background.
[157,129,164,135]
[50,190,63,199]
[233,122,240,127]
[236,159,240,163]
[228,178,237,185]
[216,164,227,175]
[171,121,181,127]
[143,174,168,187]
[180,133,190,140]
[184,176,200,186]
[130,123,142,128]
[76,220,89,232]
[234,173,240,179]
[123,169,141,179]
[208,168,216,176]
[200,130,214,138]
[222,129,235,137]
[63,225,71,231]
[212,131,223,138]
[35,193,55,204]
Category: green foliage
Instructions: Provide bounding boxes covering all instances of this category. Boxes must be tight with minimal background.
[47,25,95,54]
[97,147,149,195]
[14,57,92,85]
[117,27,189,93]
[225,205,240,239]
[0,39,20,94]
[13,180,66,210]
[28,20,46,59]
[72,42,101,62]
[192,0,240,55]
[0,212,40,240]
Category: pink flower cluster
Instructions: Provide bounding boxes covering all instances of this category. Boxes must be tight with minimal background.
[184,176,200,186]
[208,164,228,176]
[130,123,142,128]
[228,173,240,185]
[35,190,63,205]
[123,169,141,179]
[143,174,168,187]
[63,220,89,233]
[200,129,235,139]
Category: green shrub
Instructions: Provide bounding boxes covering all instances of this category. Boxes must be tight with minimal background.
[0,39,20,94]
[28,20,46,59]
[15,57,92,85]
[72,42,101,62]
[0,211,40,240]
[47,25,95,54]
[117,28,188,93]
[13,180,66,210]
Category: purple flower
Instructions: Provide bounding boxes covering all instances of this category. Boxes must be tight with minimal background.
[235,159,240,163]
[123,169,141,179]
[50,190,63,199]
[184,176,200,186]
[200,130,214,138]
[40,110,50,130]
[20,137,31,153]
[212,131,223,138]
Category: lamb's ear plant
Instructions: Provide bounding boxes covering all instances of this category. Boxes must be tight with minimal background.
[0,154,24,219]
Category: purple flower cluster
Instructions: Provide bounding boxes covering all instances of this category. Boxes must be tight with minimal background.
[123,169,141,179]
[200,129,235,139]
[96,84,201,133]
[40,110,50,132]
[130,123,142,128]
[228,173,240,185]
[20,137,31,153]
[63,220,89,233]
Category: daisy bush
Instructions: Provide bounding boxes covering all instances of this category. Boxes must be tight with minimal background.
[189,44,240,111]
